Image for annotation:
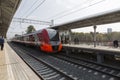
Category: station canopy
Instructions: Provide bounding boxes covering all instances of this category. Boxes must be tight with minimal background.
[0,0,21,37]
[52,8,120,31]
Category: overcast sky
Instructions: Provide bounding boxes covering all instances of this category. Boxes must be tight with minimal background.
[7,0,120,38]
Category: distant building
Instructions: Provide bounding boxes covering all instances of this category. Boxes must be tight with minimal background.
[107,28,112,33]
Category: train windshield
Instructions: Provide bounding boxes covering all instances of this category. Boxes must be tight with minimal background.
[47,29,59,41]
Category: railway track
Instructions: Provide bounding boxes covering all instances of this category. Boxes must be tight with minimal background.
[9,43,75,80]
[52,53,120,79]
[9,42,119,80]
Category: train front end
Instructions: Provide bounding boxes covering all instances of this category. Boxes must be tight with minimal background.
[41,29,62,53]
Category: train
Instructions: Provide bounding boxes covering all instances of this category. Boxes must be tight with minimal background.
[12,29,62,53]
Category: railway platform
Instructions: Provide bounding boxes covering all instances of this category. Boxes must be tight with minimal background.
[63,44,120,52]
[0,43,41,80]
[63,44,120,63]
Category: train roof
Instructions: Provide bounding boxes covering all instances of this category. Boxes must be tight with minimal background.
[22,28,56,36]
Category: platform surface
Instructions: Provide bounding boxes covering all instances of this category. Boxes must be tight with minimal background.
[63,44,120,53]
[0,43,41,80]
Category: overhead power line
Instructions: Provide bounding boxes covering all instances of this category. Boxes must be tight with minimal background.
[21,0,40,18]
[50,0,105,20]
[46,0,90,20]
[25,0,46,18]
[13,17,51,25]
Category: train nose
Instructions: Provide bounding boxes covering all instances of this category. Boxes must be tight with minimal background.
[52,46,59,51]
[41,42,62,53]
[41,43,52,52]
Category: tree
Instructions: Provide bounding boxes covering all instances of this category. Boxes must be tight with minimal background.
[26,25,36,34]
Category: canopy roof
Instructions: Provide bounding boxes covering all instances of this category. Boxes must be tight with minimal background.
[52,8,120,31]
[0,0,21,37]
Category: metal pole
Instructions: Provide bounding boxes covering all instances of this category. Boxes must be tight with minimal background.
[50,20,54,27]
[68,29,72,45]
[93,25,97,47]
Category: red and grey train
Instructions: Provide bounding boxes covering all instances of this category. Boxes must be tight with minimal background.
[12,29,62,53]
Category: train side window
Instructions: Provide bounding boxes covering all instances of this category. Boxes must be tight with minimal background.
[37,33,42,41]
[32,36,35,41]
[27,36,29,41]
[29,35,35,41]
[24,36,28,41]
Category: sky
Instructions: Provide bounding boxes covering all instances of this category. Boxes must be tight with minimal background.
[7,0,120,39]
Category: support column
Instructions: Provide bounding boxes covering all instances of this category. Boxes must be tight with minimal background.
[0,2,3,37]
[50,20,54,27]
[97,53,104,63]
[0,9,1,24]
[68,29,72,45]
[93,25,97,47]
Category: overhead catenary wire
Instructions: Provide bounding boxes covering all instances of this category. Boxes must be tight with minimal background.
[54,0,105,20]
[11,0,47,32]
[50,0,105,20]
[10,0,105,33]
[21,0,40,18]
[46,0,90,20]
[19,0,28,17]
[25,0,46,18]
